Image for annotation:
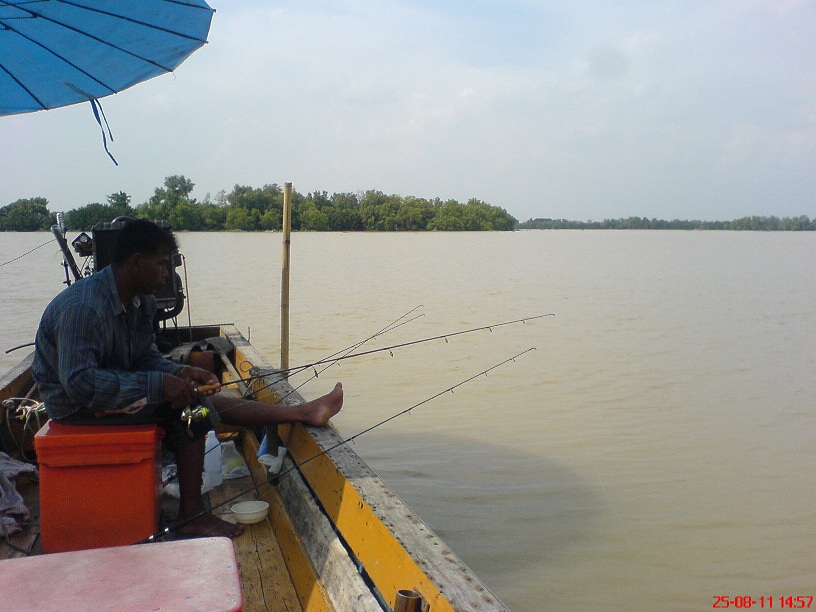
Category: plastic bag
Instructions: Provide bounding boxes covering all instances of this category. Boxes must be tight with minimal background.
[221,440,250,479]
[202,431,223,492]
[161,432,227,498]
[258,433,287,474]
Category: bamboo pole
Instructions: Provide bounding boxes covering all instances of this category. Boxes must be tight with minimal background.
[281,182,292,374]
[266,182,293,459]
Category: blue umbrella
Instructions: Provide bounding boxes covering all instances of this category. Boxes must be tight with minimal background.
[0,0,214,116]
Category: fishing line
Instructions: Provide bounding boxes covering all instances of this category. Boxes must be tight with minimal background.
[4,342,35,354]
[143,347,537,543]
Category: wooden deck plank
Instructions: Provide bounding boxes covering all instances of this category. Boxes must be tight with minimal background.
[210,460,303,612]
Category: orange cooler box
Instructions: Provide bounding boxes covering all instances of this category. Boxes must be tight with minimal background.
[34,421,161,553]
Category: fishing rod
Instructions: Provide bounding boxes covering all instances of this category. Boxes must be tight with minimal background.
[5,342,35,354]
[144,346,537,543]
[169,307,428,476]
[211,314,554,395]
[199,307,427,420]
[177,312,551,481]
[189,313,553,425]
[233,306,425,398]
[277,309,426,401]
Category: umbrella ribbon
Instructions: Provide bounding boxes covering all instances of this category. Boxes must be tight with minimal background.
[89,97,117,165]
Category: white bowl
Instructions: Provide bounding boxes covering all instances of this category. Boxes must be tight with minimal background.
[231,500,269,524]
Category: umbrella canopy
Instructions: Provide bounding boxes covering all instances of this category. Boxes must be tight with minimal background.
[0,0,214,116]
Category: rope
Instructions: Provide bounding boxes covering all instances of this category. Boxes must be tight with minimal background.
[0,239,55,267]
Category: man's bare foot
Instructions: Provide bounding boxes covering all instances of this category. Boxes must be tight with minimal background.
[177,512,244,538]
[304,382,343,426]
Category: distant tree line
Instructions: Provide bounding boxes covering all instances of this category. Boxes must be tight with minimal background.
[0,175,517,232]
[517,215,815,231]
[3,178,812,232]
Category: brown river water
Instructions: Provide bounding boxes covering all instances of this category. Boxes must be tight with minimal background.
[1,230,814,610]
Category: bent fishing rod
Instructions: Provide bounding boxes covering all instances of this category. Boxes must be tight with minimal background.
[144,347,537,543]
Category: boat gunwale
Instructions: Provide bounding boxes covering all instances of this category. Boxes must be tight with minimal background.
[224,324,508,611]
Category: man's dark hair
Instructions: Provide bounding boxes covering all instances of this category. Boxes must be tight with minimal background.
[112,218,178,267]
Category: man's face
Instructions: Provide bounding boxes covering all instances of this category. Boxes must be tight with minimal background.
[135,246,171,295]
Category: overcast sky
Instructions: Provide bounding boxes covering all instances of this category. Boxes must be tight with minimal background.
[2,0,815,222]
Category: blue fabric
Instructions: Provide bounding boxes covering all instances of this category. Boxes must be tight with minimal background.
[0,0,214,115]
[32,266,183,420]
[90,97,118,165]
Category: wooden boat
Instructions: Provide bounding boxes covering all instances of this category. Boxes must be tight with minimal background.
[0,219,508,611]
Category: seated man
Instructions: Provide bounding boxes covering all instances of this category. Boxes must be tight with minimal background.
[32,219,342,538]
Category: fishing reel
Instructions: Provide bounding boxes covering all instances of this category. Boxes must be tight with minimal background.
[180,404,210,436]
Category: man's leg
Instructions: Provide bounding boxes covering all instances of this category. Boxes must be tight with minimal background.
[175,436,243,538]
[211,382,343,426]
[172,382,342,538]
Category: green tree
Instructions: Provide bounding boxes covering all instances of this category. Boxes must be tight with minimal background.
[64,192,134,229]
[360,191,403,231]
[136,175,197,222]
[0,197,54,231]
[164,175,195,199]
[199,202,227,230]
[396,196,434,230]
[299,206,330,231]
[297,191,333,231]
[107,191,132,212]
[428,200,467,231]
[225,207,260,231]
[328,192,364,231]
[168,201,203,231]
[227,184,283,231]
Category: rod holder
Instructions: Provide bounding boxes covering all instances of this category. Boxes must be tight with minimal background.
[394,589,423,612]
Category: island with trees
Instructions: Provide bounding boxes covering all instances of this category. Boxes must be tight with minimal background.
[0,176,516,232]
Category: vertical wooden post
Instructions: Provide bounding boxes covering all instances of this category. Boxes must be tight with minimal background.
[281,182,292,375]
[267,182,293,459]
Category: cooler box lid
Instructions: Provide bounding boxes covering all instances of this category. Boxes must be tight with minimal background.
[35,421,159,467]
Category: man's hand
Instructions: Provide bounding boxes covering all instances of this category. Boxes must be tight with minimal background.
[162,373,199,408]
[162,367,220,408]
[179,366,220,396]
